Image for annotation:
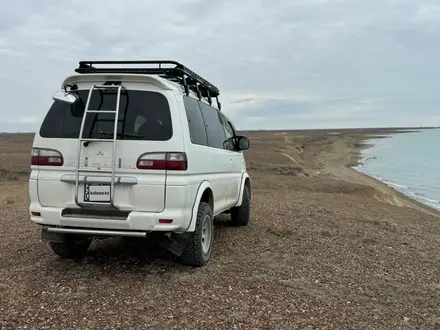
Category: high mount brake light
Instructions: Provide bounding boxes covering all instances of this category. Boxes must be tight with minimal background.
[31,148,64,166]
[136,152,187,170]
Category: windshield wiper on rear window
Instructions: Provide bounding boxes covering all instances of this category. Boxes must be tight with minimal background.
[98,131,144,139]
[83,131,144,146]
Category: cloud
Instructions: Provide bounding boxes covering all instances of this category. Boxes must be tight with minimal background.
[0,0,440,132]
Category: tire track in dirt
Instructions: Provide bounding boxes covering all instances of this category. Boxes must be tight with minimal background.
[281,152,300,165]
[281,135,301,165]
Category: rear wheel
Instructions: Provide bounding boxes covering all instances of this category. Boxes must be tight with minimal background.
[49,235,92,259]
[231,185,251,226]
[180,202,213,267]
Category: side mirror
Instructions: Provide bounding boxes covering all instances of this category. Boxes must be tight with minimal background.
[236,136,250,151]
[52,90,78,104]
[224,136,250,151]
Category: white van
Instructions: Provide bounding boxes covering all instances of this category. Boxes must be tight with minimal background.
[29,60,251,267]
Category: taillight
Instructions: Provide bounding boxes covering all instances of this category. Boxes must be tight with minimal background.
[136,152,187,170]
[31,148,64,166]
[167,152,188,170]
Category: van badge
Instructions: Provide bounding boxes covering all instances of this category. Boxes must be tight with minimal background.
[96,149,104,156]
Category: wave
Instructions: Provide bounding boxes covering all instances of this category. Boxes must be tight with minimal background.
[352,131,440,211]
[353,132,440,211]
[353,166,440,211]
[382,180,408,190]
[415,195,440,205]
[368,172,440,210]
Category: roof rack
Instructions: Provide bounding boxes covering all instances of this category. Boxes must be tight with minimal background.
[74,60,221,109]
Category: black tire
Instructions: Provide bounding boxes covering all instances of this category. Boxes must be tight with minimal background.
[231,185,251,226]
[180,202,213,267]
[49,235,92,259]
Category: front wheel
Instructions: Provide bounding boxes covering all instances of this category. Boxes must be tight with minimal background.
[49,235,92,259]
[231,185,251,226]
[180,202,214,267]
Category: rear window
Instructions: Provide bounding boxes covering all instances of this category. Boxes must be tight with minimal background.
[39,89,173,141]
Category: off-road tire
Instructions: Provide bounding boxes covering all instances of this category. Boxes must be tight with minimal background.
[49,235,92,259]
[231,185,251,226]
[180,202,213,267]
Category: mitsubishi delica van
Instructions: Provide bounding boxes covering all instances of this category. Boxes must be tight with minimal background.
[29,60,251,267]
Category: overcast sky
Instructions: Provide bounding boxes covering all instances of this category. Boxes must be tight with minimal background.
[1,0,440,132]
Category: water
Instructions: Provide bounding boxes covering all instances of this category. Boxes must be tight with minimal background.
[354,128,440,211]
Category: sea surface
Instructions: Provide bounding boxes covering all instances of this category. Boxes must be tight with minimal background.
[354,128,440,211]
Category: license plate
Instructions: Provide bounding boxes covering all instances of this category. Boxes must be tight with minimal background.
[84,183,111,202]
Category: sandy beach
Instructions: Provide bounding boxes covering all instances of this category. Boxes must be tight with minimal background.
[1,129,440,329]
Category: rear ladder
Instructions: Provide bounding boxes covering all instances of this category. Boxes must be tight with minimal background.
[74,84,124,209]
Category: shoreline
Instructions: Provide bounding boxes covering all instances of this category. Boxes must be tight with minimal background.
[240,127,440,218]
[346,131,440,218]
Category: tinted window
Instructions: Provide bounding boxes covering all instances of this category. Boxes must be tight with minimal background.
[220,114,236,151]
[183,96,208,146]
[40,89,173,141]
[198,101,226,149]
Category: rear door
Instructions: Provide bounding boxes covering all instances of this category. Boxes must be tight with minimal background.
[35,81,182,212]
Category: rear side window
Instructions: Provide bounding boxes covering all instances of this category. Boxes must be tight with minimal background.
[198,101,226,149]
[39,89,173,141]
[182,96,208,146]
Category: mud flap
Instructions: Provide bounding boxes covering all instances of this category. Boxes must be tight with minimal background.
[156,232,192,257]
[41,226,66,243]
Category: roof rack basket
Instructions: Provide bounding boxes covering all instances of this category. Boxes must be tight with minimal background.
[74,60,221,110]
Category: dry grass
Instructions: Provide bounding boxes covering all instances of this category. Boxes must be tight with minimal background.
[1,129,440,329]
[0,133,33,181]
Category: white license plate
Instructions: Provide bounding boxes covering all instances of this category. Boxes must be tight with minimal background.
[84,184,111,202]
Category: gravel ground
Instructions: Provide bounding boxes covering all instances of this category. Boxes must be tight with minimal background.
[1,130,440,329]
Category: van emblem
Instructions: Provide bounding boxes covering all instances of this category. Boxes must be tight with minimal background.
[96,149,104,156]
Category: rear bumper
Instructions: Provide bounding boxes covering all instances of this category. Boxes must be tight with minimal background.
[29,177,198,234]
[30,205,193,233]
[42,226,148,238]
